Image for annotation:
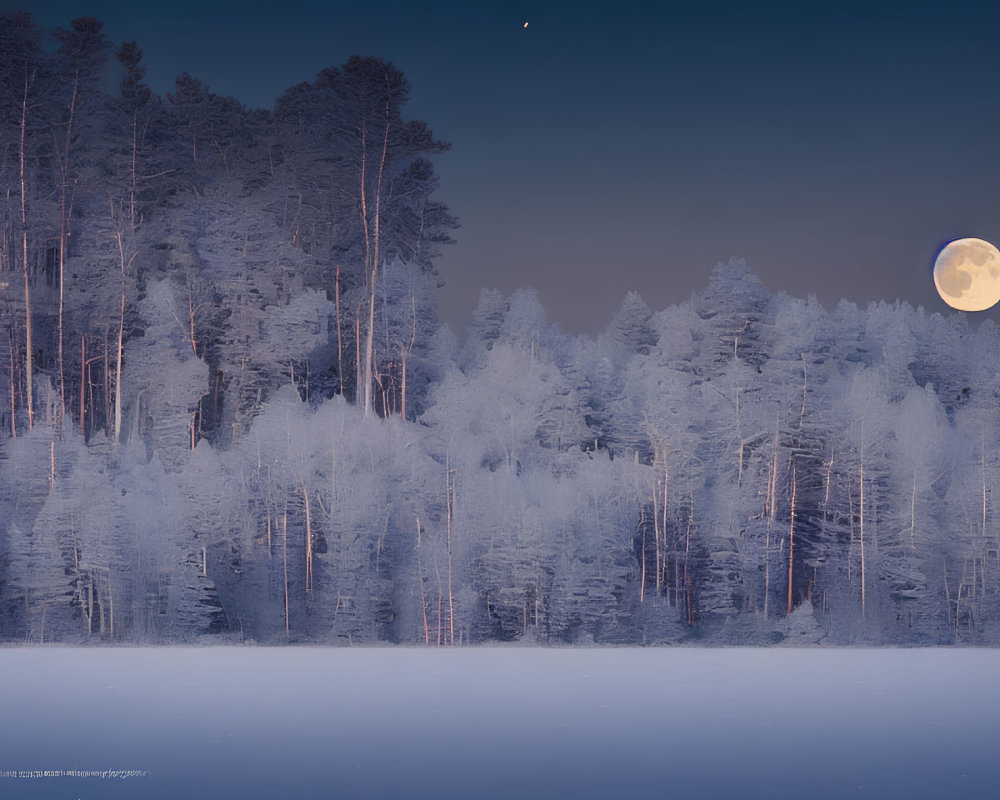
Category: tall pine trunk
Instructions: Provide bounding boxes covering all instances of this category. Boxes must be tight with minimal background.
[19,68,33,429]
[57,67,81,421]
[361,107,391,416]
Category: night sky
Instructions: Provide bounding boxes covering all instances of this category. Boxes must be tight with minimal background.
[10,0,1000,333]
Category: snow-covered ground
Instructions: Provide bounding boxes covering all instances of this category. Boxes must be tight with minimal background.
[0,647,995,799]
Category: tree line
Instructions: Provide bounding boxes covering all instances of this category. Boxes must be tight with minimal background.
[1,12,453,442]
[2,12,997,646]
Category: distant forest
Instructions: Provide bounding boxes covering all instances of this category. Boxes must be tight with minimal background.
[2,13,999,646]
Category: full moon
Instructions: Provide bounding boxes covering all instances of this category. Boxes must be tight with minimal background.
[933,237,1000,311]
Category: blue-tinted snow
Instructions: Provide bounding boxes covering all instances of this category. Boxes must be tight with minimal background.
[0,647,995,800]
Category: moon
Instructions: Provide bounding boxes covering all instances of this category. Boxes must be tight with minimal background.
[933,237,1000,311]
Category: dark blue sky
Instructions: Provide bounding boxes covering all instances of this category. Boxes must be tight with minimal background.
[12,0,1000,332]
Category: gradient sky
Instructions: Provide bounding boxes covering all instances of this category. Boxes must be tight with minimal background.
[10,0,1000,333]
